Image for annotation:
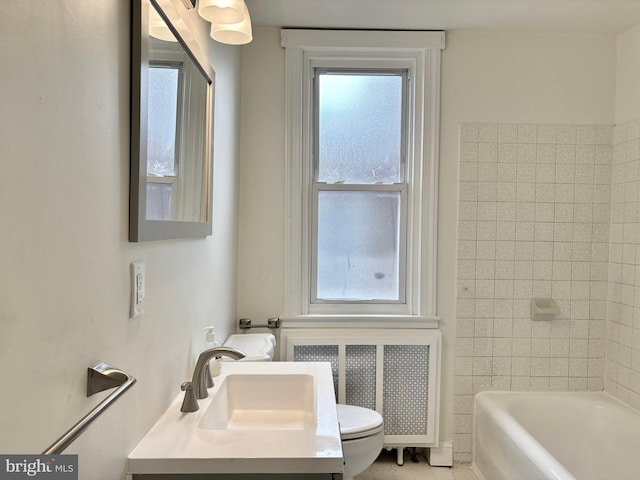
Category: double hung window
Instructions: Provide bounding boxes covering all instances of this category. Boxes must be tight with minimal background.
[283,30,444,320]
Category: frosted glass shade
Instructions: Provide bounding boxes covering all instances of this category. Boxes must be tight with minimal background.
[199,0,245,24]
[210,3,252,45]
[149,5,177,42]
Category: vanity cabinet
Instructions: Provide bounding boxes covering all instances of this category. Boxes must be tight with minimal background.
[127,362,343,480]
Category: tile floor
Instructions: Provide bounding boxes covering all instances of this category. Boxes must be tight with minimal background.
[355,449,478,480]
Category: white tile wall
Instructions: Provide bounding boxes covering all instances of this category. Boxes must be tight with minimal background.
[454,122,613,462]
[606,118,640,408]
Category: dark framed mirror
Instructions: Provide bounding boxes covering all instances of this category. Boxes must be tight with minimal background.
[130,0,215,241]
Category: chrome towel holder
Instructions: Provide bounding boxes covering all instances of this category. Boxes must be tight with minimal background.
[42,361,136,455]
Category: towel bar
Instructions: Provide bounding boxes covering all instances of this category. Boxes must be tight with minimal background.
[42,361,136,455]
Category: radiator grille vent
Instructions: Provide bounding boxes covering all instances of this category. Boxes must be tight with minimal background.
[285,328,441,447]
[293,344,339,394]
[383,345,429,435]
[346,344,377,410]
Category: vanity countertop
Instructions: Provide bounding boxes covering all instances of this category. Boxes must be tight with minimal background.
[127,361,343,476]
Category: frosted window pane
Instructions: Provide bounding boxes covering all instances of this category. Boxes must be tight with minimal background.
[318,73,402,184]
[317,191,400,301]
[148,66,179,177]
[146,183,172,220]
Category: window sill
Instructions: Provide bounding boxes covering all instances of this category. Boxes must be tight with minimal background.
[278,315,440,329]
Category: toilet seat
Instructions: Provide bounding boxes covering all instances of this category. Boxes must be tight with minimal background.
[337,404,384,440]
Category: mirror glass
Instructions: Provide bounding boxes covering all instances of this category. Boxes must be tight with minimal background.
[130,0,215,241]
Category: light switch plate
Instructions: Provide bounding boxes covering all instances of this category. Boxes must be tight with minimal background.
[130,261,145,318]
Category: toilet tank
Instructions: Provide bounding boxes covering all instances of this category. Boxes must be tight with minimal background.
[223,333,275,361]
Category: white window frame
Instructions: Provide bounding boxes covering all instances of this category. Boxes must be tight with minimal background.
[282,29,444,323]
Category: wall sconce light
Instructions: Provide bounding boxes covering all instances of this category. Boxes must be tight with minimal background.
[197,0,253,45]
[149,4,178,42]
[210,2,252,45]
[199,0,244,23]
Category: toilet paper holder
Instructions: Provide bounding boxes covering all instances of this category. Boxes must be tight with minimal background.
[239,318,280,330]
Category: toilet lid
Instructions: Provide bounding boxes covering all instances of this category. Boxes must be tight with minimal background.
[337,404,383,439]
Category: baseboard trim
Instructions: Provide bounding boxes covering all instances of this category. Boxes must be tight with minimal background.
[426,440,453,467]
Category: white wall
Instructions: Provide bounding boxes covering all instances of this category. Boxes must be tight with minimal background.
[237,27,286,323]
[237,28,616,453]
[0,1,242,478]
[616,24,640,124]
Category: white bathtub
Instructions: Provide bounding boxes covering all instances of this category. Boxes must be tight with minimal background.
[472,391,640,480]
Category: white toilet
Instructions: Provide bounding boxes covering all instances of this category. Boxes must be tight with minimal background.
[223,333,384,479]
[337,404,384,480]
[222,332,276,361]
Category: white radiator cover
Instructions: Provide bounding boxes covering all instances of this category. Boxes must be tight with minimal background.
[281,328,442,447]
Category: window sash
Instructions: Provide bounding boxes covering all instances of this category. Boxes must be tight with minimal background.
[311,68,410,306]
[311,183,408,305]
[312,68,409,185]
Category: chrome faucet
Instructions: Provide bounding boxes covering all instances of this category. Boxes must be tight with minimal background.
[180,346,246,413]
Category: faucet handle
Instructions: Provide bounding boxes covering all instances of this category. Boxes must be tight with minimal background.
[180,381,199,413]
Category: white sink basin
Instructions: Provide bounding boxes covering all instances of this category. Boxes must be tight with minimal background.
[199,373,315,430]
[127,361,342,476]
